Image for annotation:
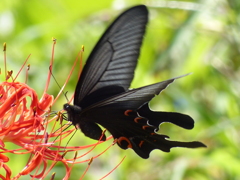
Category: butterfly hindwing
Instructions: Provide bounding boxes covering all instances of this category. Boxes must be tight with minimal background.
[81,75,206,158]
[138,103,195,130]
[128,135,206,159]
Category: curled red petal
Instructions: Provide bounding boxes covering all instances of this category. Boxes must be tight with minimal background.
[20,153,42,175]
[37,93,53,115]
[30,159,47,179]
[0,154,9,163]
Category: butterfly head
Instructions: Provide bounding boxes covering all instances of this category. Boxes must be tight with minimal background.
[63,103,82,124]
[63,103,82,114]
[63,103,107,141]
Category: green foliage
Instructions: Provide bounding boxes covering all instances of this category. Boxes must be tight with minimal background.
[1,0,239,179]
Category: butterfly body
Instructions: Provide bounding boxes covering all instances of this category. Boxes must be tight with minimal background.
[64,5,206,159]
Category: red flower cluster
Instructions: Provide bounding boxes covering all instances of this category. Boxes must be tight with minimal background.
[0,42,116,180]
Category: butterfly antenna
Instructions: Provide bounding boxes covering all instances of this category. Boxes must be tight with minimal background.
[64,91,70,102]
[48,66,70,103]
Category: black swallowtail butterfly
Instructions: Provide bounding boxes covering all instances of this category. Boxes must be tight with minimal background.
[64,5,206,159]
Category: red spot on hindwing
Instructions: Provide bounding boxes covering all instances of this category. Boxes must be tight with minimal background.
[117,137,132,149]
[124,110,133,116]
[139,140,144,147]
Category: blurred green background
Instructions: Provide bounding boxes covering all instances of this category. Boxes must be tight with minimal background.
[1,0,240,179]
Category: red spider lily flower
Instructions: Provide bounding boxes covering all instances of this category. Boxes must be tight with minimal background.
[0,42,117,180]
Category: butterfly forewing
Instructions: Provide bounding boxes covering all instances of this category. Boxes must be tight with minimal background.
[83,76,178,111]
[74,5,148,108]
